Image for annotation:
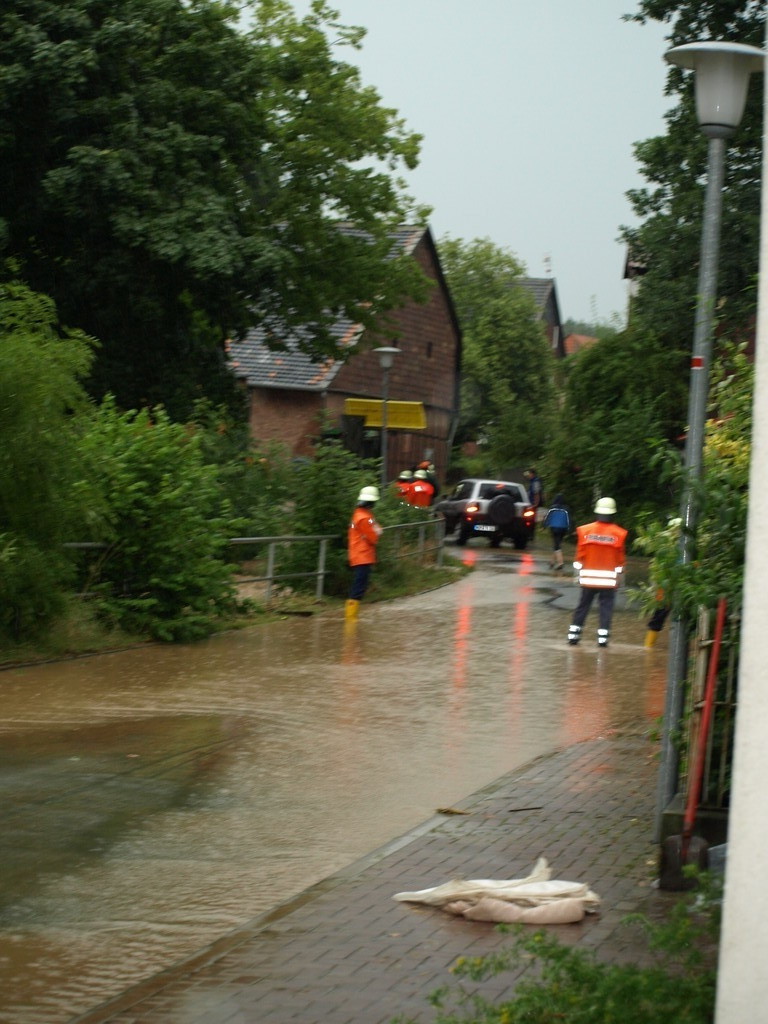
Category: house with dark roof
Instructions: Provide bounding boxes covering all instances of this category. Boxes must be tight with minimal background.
[518,277,565,358]
[228,225,462,488]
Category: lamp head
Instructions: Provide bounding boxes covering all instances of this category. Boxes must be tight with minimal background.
[373,345,400,370]
[665,41,765,138]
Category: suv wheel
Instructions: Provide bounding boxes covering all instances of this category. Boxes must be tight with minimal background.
[512,534,528,550]
[488,493,516,526]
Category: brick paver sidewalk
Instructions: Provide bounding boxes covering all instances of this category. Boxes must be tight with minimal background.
[74,726,668,1024]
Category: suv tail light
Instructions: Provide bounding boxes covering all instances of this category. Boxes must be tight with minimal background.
[466,502,481,514]
[523,508,535,523]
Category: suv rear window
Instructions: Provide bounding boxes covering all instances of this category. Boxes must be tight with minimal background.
[479,483,503,500]
[479,483,525,501]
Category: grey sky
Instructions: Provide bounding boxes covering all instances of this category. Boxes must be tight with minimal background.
[290,1,675,326]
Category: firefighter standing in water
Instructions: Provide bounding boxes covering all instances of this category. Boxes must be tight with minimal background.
[346,486,383,619]
[567,497,627,648]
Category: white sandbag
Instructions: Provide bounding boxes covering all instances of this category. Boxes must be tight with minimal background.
[461,896,587,924]
[393,856,551,905]
[393,858,600,914]
[443,900,473,915]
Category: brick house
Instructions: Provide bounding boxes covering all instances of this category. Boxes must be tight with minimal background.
[228,225,462,488]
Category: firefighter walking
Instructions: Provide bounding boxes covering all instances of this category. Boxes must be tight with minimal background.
[567,497,627,648]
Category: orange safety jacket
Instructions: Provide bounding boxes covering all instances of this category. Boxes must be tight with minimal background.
[348,506,383,566]
[574,520,628,589]
[408,481,434,508]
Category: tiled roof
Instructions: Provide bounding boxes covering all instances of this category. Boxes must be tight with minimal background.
[519,277,556,312]
[564,333,598,356]
[228,224,427,392]
[227,320,362,392]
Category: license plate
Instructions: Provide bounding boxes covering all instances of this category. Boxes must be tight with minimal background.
[474,524,496,532]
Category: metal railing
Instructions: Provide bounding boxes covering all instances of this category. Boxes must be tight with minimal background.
[228,517,445,603]
[229,534,335,602]
[65,518,446,604]
[683,604,739,812]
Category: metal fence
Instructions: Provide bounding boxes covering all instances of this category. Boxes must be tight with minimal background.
[684,604,740,812]
[65,518,446,604]
[229,517,445,602]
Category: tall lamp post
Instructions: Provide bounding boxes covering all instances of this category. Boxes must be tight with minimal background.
[655,41,764,836]
[374,346,399,490]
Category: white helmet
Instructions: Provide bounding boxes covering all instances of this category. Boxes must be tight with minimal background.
[594,497,617,516]
[414,469,428,480]
[358,486,380,503]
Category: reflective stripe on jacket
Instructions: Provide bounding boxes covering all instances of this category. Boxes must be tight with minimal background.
[348,506,382,566]
[575,521,627,589]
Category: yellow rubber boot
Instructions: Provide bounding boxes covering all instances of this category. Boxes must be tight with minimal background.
[644,629,658,648]
[345,599,360,620]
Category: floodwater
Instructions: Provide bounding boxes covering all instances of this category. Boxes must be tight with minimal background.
[0,544,666,1023]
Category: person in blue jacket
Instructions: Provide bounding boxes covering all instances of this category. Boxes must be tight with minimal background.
[543,494,571,570]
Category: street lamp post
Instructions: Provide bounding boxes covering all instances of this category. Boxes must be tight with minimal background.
[374,346,399,491]
[655,41,764,837]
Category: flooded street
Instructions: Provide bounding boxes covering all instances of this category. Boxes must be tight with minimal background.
[0,545,666,1023]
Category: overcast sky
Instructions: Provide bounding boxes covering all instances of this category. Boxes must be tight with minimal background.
[288,1,676,326]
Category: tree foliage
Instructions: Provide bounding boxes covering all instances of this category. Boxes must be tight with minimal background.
[622,1,764,353]
[0,0,428,417]
[635,344,752,619]
[0,272,96,638]
[0,274,94,640]
[76,398,240,641]
[546,327,687,523]
[438,236,557,468]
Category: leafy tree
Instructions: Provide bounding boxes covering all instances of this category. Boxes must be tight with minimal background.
[189,399,295,537]
[0,0,428,417]
[622,2,764,353]
[277,439,424,597]
[546,327,687,524]
[76,398,240,641]
[635,344,752,619]
[438,236,557,469]
[562,318,621,340]
[0,275,95,639]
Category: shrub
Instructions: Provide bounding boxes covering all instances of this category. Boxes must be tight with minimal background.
[77,398,240,641]
[189,400,294,537]
[0,276,94,640]
[276,440,429,598]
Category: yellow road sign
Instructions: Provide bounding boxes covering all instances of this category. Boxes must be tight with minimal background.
[344,399,426,429]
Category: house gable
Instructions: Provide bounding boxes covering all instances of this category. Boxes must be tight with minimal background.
[518,277,565,359]
[229,225,462,486]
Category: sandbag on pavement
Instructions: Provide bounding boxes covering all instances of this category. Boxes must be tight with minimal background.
[445,896,588,924]
[393,857,600,922]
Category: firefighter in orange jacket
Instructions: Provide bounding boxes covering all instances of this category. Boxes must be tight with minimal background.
[395,470,414,502]
[409,469,435,507]
[567,497,627,648]
[346,485,383,619]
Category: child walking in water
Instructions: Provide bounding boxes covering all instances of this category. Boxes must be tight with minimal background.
[543,494,570,570]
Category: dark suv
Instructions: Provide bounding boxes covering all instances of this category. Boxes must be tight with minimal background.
[436,478,535,548]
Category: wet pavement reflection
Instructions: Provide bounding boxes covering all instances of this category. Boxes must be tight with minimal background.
[0,544,665,1023]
